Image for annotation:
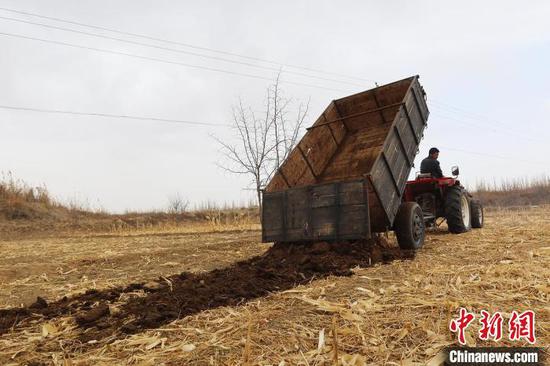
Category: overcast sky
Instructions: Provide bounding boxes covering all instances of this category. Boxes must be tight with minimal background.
[1,1,549,212]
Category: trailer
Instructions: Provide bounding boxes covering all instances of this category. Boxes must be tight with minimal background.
[261,75,430,249]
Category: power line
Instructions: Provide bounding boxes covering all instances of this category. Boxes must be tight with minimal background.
[4,28,538,142]
[0,5,375,83]
[3,5,542,133]
[0,7,544,165]
[6,5,533,127]
[429,112,546,144]
[0,31,346,93]
[0,104,228,127]
[439,146,547,166]
[430,99,499,120]
[429,99,528,133]
[0,15,365,88]
[2,103,547,167]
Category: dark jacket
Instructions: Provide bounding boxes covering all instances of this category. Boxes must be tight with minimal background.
[420,157,443,178]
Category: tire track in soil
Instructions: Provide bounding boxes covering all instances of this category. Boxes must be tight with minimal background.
[0,239,414,343]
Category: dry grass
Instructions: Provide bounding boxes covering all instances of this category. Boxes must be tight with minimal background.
[0,206,548,365]
[473,176,550,207]
[0,171,59,220]
[0,172,259,240]
[0,230,263,308]
[5,171,549,242]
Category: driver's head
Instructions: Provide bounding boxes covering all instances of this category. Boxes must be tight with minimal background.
[429,147,440,159]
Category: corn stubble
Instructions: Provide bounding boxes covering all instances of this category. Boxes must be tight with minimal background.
[0,206,548,365]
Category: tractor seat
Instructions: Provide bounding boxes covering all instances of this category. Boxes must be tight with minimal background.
[416,173,432,179]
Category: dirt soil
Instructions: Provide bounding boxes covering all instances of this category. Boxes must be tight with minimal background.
[0,206,548,365]
[0,238,409,343]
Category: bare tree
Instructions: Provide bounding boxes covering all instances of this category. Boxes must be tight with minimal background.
[167,193,189,214]
[215,75,309,216]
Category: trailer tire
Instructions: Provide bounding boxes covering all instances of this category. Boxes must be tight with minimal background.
[394,202,425,250]
[471,200,484,228]
[445,186,472,233]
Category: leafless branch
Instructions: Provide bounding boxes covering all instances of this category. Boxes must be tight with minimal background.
[214,73,310,217]
[167,193,189,214]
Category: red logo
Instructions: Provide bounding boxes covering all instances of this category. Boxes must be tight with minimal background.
[509,310,536,344]
[479,310,503,341]
[450,309,536,344]
[449,307,475,345]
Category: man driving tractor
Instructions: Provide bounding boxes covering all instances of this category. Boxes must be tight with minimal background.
[420,147,443,178]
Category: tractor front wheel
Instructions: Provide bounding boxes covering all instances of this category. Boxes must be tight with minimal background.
[394,202,425,250]
[445,186,472,233]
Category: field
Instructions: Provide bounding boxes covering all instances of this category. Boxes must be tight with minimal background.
[0,206,548,365]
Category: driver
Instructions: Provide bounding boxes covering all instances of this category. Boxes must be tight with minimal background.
[420,147,443,178]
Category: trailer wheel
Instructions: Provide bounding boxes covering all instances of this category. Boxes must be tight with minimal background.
[471,200,484,228]
[445,186,472,233]
[394,202,425,250]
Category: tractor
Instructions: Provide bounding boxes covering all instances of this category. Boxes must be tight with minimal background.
[394,166,484,250]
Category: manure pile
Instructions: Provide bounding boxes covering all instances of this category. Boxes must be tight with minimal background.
[0,238,411,344]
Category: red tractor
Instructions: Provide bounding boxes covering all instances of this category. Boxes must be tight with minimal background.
[395,166,484,250]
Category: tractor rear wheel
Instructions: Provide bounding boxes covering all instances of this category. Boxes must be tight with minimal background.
[394,202,425,250]
[471,200,484,228]
[445,186,472,233]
